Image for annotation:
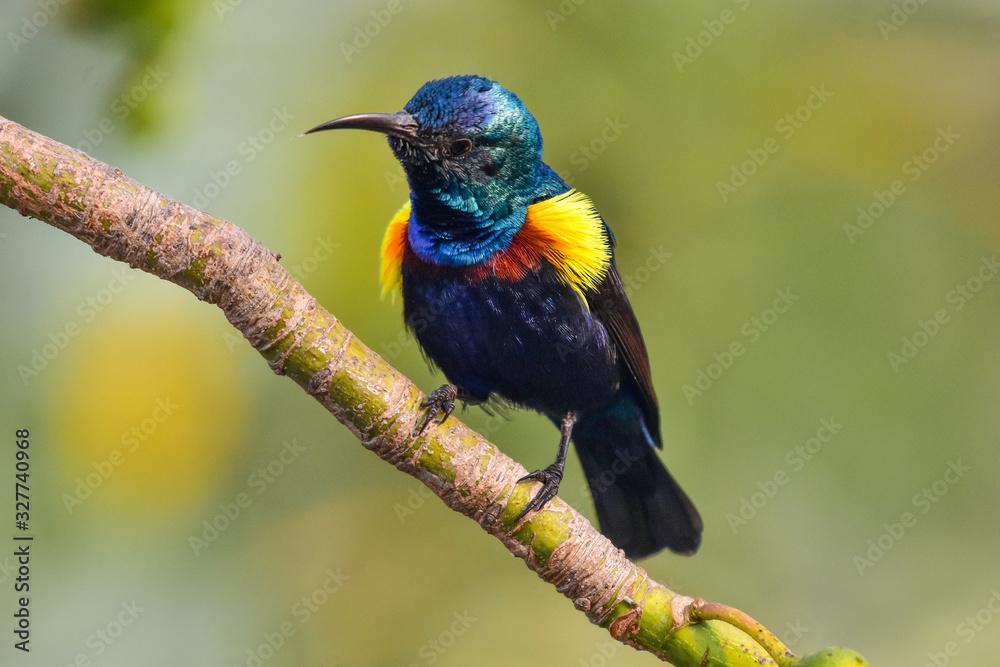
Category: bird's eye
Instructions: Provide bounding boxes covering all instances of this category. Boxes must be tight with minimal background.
[448,138,473,156]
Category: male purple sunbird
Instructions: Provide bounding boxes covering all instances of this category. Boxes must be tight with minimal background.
[305,75,702,558]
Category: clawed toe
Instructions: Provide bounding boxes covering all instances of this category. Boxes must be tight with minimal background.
[515,464,564,521]
[511,413,576,523]
[414,384,459,436]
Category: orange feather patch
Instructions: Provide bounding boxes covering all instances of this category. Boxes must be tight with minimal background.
[379,190,611,297]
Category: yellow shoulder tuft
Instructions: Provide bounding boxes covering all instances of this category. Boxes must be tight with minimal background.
[380,200,411,298]
[522,189,611,294]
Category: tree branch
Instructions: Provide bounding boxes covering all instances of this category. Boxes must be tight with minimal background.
[0,115,867,667]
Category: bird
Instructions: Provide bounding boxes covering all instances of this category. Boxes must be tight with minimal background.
[304,75,702,558]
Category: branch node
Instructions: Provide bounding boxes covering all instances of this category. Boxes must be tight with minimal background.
[608,605,642,640]
[670,595,701,633]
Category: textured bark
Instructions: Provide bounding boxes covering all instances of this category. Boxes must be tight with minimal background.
[0,115,867,667]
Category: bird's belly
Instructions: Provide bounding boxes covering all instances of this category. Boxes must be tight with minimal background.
[401,270,620,416]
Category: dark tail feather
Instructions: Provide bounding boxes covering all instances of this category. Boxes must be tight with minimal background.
[573,410,702,559]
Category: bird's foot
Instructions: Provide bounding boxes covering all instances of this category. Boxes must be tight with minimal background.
[414,384,459,436]
[515,462,565,521]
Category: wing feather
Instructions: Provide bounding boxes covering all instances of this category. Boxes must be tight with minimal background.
[585,264,662,447]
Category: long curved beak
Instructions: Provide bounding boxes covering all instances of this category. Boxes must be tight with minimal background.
[302,111,418,139]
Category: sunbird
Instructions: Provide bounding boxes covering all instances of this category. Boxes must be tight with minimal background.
[305,75,702,558]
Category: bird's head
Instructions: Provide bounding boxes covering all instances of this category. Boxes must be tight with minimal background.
[305,75,545,218]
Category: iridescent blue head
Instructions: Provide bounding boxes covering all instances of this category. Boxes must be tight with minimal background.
[306,75,562,265]
[392,75,543,207]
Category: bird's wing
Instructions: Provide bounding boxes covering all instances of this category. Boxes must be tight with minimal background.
[585,263,662,447]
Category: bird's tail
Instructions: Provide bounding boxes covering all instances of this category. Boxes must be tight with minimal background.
[573,401,702,559]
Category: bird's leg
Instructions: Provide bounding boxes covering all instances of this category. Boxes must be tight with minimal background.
[515,412,577,521]
[414,384,484,436]
[415,384,458,435]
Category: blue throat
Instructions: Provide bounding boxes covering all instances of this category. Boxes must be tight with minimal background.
[406,163,568,266]
[407,190,526,266]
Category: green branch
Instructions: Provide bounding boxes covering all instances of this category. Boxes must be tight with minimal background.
[0,115,868,667]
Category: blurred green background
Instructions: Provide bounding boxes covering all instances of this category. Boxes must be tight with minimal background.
[2,1,999,665]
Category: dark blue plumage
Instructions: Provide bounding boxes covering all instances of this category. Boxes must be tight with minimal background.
[306,75,702,558]
[401,264,619,413]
